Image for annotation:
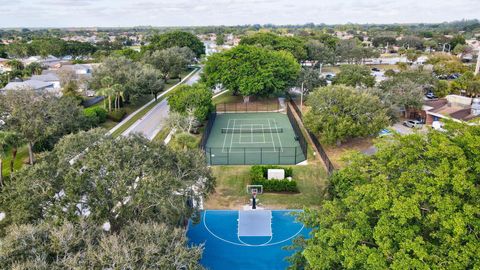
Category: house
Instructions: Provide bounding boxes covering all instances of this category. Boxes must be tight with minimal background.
[31,73,61,89]
[413,95,480,128]
[1,79,57,94]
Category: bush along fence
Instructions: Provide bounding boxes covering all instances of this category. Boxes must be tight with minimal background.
[289,100,336,175]
[250,165,298,192]
[200,111,217,150]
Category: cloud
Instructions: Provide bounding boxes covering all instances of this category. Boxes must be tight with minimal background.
[0,0,478,27]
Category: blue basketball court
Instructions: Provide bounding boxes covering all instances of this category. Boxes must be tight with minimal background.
[187,210,309,270]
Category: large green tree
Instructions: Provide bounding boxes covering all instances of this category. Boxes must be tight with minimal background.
[143,46,194,82]
[0,221,204,269]
[333,64,376,88]
[296,123,480,269]
[0,129,214,228]
[168,83,213,121]
[143,31,205,58]
[240,32,307,61]
[0,90,86,165]
[304,85,389,145]
[202,45,300,102]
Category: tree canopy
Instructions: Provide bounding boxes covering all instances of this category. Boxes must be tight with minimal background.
[304,85,389,145]
[0,129,213,268]
[333,64,376,88]
[296,123,480,269]
[239,32,307,61]
[202,45,300,100]
[168,83,213,121]
[143,31,205,58]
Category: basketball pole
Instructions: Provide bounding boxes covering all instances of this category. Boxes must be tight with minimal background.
[252,193,257,209]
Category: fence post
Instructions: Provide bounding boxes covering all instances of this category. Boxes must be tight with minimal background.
[227,148,229,164]
[294,147,297,164]
[278,147,280,164]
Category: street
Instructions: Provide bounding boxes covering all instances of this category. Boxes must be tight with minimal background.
[121,69,201,140]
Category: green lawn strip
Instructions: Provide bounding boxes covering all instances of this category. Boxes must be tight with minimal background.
[110,69,198,138]
[153,127,171,143]
[207,165,328,209]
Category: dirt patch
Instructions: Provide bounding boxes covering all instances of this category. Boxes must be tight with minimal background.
[324,137,374,169]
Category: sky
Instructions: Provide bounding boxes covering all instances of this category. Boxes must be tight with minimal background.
[0,0,479,28]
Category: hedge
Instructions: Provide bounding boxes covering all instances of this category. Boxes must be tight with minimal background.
[250,165,298,193]
[108,109,127,122]
[84,107,108,127]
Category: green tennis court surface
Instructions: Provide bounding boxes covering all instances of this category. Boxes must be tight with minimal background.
[205,113,306,165]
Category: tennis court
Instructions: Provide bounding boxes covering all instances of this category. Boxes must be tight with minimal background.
[187,210,309,270]
[204,112,306,165]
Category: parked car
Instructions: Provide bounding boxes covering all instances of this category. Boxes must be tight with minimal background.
[425,92,437,99]
[371,67,381,72]
[378,128,393,137]
[403,119,423,128]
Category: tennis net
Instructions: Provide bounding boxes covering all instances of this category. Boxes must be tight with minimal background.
[221,127,283,134]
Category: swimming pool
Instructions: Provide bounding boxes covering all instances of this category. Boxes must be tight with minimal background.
[187,210,310,270]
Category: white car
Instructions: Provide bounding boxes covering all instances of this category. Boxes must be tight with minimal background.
[403,120,423,128]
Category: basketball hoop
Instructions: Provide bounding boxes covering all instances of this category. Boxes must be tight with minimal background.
[246,185,263,210]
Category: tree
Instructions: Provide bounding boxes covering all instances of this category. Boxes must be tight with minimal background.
[0,221,204,269]
[333,65,375,88]
[0,132,15,187]
[297,68,327,95]
[216,33,225,46]
[434,80,450,97]
[62,80,81,100]
[168,83,213,122]
[0,90,86,165]
[0,129,214,234]
[24,62,43,76]
[335,39,379,64]
[202,45,300,102]
[449,35,466,50]
[295,123,480,269]
[304,85,389,145]
[371,36,397,48]
[144,46,194,82]
[305,39,336,66]
[91,56,139,102]
[134,65,165,100]
[143,31,205,58]
[240,32,307,61]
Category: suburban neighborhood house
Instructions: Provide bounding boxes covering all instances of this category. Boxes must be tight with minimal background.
[1,79,56,93]
[417,95,480,128]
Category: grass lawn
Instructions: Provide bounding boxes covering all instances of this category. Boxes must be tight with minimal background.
[212,90,242,105]
[205,165,328,210]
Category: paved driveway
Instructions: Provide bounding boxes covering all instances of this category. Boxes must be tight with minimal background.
[121,70,201,140]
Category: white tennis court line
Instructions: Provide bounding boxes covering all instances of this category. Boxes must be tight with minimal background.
[273,119,284,152]
[267,119,277,151]
[221,119,232,153]
[229,119,236,153]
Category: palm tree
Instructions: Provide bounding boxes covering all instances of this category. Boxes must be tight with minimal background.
[112,84,124,111]
[98,76,115,112]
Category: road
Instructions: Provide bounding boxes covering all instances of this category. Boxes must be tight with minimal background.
[121,69,201,140]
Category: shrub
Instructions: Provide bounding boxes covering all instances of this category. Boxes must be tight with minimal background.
[84,107,108,126]
[250,165,298,192]
[108,109,126,122]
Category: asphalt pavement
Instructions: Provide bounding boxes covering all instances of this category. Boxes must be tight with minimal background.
[121,70,201,140]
